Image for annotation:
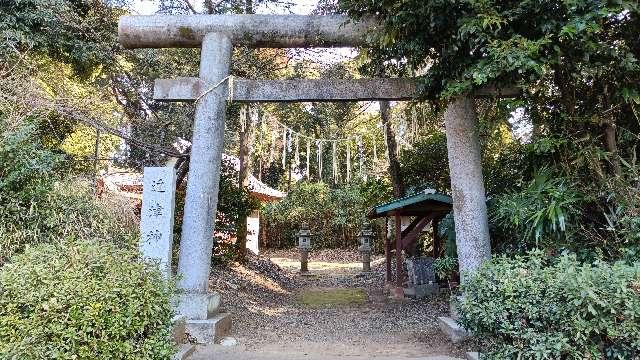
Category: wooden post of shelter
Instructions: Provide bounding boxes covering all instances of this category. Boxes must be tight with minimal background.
[384,217,391,282]
[432,218,440,258]
[394,212,403,291]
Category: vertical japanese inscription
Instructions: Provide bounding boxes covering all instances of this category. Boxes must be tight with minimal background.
[140,167,177,278]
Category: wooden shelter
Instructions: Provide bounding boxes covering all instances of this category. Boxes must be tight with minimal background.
[368,190,453,295]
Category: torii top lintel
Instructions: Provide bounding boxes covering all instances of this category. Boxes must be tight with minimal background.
[118,14,372,49]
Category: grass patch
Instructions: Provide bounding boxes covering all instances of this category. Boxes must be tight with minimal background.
[298,288,368,308]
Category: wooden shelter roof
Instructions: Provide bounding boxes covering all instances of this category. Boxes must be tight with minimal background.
[367,190,453,219]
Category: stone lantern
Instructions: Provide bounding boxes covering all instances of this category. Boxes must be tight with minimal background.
[358,223,374,272]
[297,223,311,273]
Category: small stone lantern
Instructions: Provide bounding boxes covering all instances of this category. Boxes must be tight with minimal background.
[297,223,311,273]
[358,223,374,272]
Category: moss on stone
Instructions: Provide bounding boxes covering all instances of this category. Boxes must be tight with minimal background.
[178,26,196,40]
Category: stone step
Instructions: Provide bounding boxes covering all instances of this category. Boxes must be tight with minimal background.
[186,313,233,344]
[189,345,464,360]
[173,344,196,360]
[437,316,471,344]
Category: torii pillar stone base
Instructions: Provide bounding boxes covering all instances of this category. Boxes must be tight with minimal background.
[444,97,491,283]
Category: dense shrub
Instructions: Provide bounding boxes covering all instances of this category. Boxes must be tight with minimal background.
[262,179,391,249]
[458,252,640,359]
[490,169,582,252]
[0,179,139,265]
[0,119,138,265]
[0,239,175,359]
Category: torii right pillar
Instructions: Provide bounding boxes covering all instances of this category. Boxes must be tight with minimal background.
[444,97,491,283]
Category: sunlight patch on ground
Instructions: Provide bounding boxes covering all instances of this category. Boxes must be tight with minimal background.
[271,257,387,273]
[272,257,362,271]
[231,265,289,294]
[298,288,368,308]
[244,304,291,316]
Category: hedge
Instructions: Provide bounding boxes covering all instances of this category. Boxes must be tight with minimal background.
[0,239,175,359]
[458,252,640,359]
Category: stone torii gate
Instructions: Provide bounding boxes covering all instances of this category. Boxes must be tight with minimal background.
[119,14,513,339]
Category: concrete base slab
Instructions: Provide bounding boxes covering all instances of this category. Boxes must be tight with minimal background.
[438,316,471,344]
[404,283,440,298]
[465,352,479,360]
[186,313,232,344]
[173,344,196,360]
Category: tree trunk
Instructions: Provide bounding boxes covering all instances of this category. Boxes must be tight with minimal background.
[235,0,255,261]
[380,101,404,198]
[603,118,621,176]
[236,105,254,261]
[174,144,192,188]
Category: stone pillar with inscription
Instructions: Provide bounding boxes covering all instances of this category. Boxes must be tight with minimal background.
[140,167,177,278]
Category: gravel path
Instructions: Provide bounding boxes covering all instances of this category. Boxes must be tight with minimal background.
[207,249,473,358]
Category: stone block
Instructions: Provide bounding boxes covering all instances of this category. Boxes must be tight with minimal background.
[219,337,239,347]
[185,313,232,344]
[175,292,222,320]
[171,315,187,344]
[466,352,480,360]
[404,283,439,298]
[406,256,436,286]
[172,344,195,360]
[438,316,471,344]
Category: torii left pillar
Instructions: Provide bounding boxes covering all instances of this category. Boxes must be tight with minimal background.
[118,14,372,343]
[175,32,232,320]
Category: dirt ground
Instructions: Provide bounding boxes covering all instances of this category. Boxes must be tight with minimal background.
[192,249,476,359]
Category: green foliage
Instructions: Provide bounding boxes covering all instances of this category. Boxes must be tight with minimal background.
[400,132,450,192]
[0,0,125,76]
[433,256,457,281]
[0,119,62,201]
[491,169,582,251]
[217,158,261,237]
[458,252,640,359]
[263,179,391,249]
[398,99,528,198]
[0,239,175,359]
[486,135,640,260]
[597,169,640,262]
[437,213,457,258]
[340,0,640,102]
[1,118,138,264]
